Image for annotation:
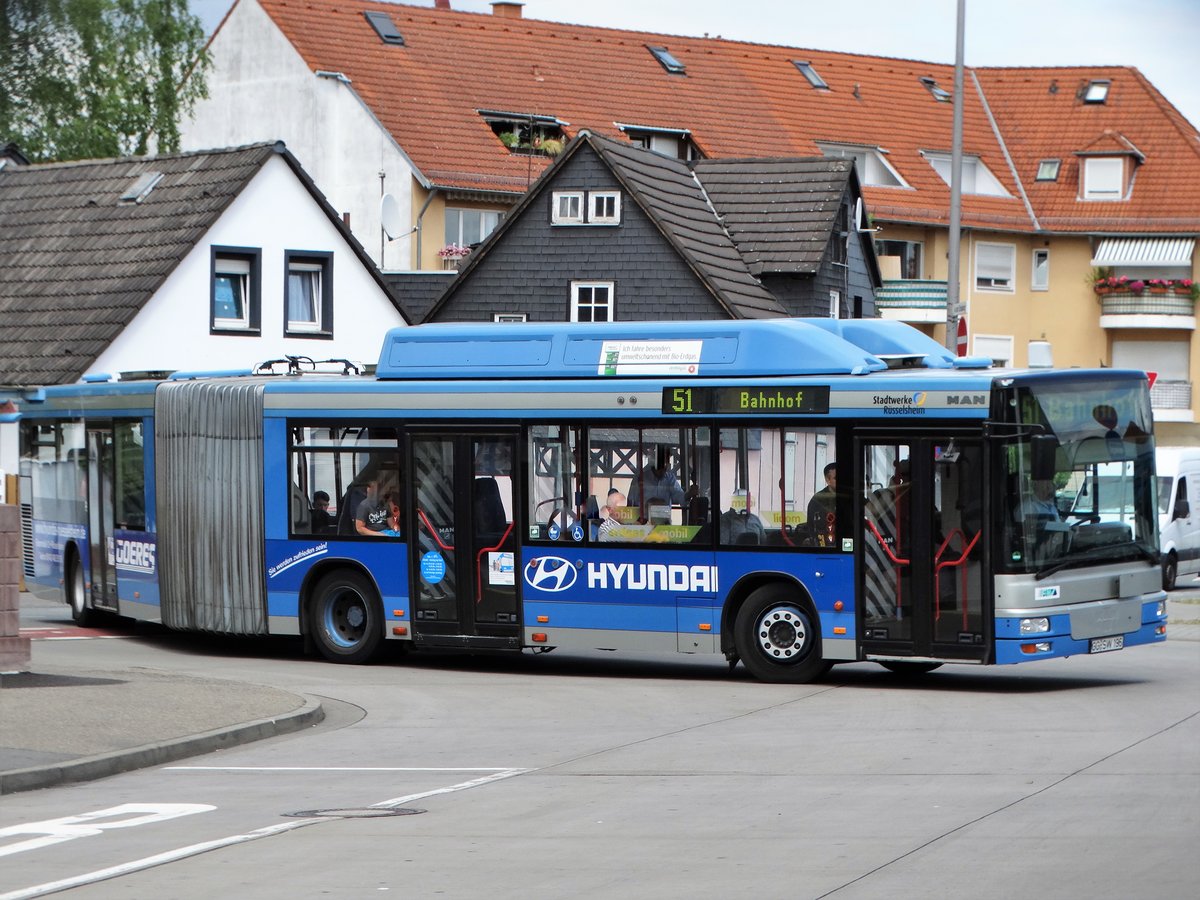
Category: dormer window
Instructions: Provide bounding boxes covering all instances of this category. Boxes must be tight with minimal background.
[1081,157,1125,200]
[793,60,828,90]
[922,151,1010,197]
[919,76,951,102]
[1083,80,1110,103]
[481,110,565,156]
[617,123,699,160]
[817,142,907,188]
[647,45,686,75]
[1036,159,1061,182]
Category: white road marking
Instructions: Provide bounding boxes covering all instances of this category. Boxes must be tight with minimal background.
[0,768,528,900]
[0,804,215,859]
[166,766,514,772]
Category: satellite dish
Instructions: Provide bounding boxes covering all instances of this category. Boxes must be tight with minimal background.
[380,193,403,240]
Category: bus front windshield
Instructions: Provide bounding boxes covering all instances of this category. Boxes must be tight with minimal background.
[998,376,1158,576]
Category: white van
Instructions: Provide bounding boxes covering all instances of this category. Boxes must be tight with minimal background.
[1157,447,1200,590]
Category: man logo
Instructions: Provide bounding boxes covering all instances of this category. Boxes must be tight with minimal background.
[524,556,578,592]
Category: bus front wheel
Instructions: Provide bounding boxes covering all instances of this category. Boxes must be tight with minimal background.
[734,585,829,683]
[310,570,384,664]
[67,553,96,627]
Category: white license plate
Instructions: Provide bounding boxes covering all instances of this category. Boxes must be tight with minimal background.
[1090,635,1124,653]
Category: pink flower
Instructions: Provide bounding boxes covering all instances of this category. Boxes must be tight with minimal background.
[1129,280,1145,293]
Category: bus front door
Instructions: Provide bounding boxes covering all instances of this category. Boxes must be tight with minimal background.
[86,427,118,612]
[858,435,987,664]
[409,433,520,646]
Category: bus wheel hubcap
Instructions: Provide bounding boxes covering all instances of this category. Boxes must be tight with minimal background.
[756,606,807,660]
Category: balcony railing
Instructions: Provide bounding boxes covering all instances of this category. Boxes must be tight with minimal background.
[875,279,948,323]
[1098,290,1195,317]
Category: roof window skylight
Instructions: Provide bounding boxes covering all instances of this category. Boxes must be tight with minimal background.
[1036,159,1061,182]
[792,60,829,90]
[119,171,163,204]
[647,45,686,74]
[364,10,404,45]
[919,76,951,102]
[1083,80,1110,103]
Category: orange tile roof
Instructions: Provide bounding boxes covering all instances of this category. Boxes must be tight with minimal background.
[256,0,1200,235]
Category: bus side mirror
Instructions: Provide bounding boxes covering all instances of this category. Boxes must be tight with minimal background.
[1031,434,1058,482]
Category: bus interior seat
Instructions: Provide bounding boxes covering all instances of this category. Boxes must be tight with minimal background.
[336,484,367,535]
[687,496,709,525]
[735,531,760,546]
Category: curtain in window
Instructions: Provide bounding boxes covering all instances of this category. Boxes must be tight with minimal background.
[287,270,319,326]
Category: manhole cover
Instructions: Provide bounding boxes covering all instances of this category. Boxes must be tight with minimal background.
[283,807,425,819]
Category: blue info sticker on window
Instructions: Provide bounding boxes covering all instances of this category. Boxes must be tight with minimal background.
[421,551,446,584]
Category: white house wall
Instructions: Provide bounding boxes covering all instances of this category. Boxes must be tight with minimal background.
[88,155,404,378]
[181,0,417,270]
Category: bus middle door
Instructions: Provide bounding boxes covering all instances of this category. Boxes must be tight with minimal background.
[409,433,521,647]
[857,435,987,664]
[85,425,118,612]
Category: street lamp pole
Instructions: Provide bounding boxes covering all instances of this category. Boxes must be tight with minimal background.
[945,0,966,352]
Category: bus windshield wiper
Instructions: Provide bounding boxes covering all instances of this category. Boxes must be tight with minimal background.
[1036,542,1157,581]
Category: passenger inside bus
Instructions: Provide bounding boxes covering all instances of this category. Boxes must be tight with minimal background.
[805,462,838,546]
[355,476,389,536]
[720,490,766,545]
[627,446,696,509]
[310,490,333,534]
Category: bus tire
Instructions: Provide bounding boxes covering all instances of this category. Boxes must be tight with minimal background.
[310,570,384,664]
[733,584,829,683]
[879,661,943,676]
[1162,552,1178,591]
[67,552,97,627]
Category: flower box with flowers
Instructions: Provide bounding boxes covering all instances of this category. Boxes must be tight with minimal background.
[438,243,472,269]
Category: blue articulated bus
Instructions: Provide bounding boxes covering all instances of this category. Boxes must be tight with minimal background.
[13,319,1167,682]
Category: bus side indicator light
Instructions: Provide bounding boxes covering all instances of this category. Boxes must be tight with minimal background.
[532,633,548,643]
[833,600,844,611]
[833,626,846,635]
[1021,642,1051,654]
[393,626,408,636]
[699,623,711,631]
[537,615,549,623]
[392,609,405,617]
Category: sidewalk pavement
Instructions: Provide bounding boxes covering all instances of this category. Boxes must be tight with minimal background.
[1,583,1196,797]
[0,664,323,795]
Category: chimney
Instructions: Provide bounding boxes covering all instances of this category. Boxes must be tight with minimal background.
[490,2,523,18]
[434,0,451,9]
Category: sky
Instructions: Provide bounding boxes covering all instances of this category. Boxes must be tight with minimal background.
[190,0,1200,130]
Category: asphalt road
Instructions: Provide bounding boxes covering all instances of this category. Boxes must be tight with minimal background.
[2,593,1198,899]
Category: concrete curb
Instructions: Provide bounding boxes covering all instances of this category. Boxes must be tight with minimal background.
[0,695,324,795]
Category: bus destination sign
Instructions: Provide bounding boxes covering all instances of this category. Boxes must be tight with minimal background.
[663,385,831,415]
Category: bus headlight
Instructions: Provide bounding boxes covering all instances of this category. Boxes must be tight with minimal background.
[1156,601,1166,617]
[1020,617,1050,634]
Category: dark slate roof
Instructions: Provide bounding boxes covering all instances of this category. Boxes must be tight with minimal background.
[0,142,404,387]
[693,157,853,276]
[383,271,458,323]
[587,134,786,319]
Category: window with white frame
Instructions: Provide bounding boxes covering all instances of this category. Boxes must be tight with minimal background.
[285,252,332,336]
[817,142,907,188]
[973,334,1013,367]
[589,191,621,224]
[975,242,1015,291]
[1031,249,1050,291]
[551,191,584,225]
[829,289,841,319]
[211,247,261,334]
[444,207,503,247]
[494,313,528,322]
[571,282,613,322]
[923,151,1010,197]
[1082,157,1125,200]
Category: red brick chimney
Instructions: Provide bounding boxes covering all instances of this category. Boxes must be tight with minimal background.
[490,2,524,18]
[434,0,450,9]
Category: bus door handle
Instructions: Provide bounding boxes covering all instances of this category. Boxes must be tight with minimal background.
[865,518,909,619]
[934,529,980,627]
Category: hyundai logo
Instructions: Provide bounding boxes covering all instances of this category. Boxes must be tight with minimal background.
[524,556,578,592]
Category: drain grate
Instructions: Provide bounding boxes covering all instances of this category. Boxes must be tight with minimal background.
[283,807,425,819]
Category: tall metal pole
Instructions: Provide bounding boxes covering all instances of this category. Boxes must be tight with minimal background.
[944,0,966,351]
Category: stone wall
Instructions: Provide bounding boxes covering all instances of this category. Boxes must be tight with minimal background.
[0,504,30,673]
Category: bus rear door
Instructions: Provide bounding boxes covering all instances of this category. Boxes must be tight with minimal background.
[857,434,988,664]
[408,432,521,647]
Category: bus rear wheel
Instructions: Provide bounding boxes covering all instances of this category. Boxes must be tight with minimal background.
[734,584,829,683]
[310,570,384,664]
[67,553,97,627]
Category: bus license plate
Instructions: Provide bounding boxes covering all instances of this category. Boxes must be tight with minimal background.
[1090,635,1124,653]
